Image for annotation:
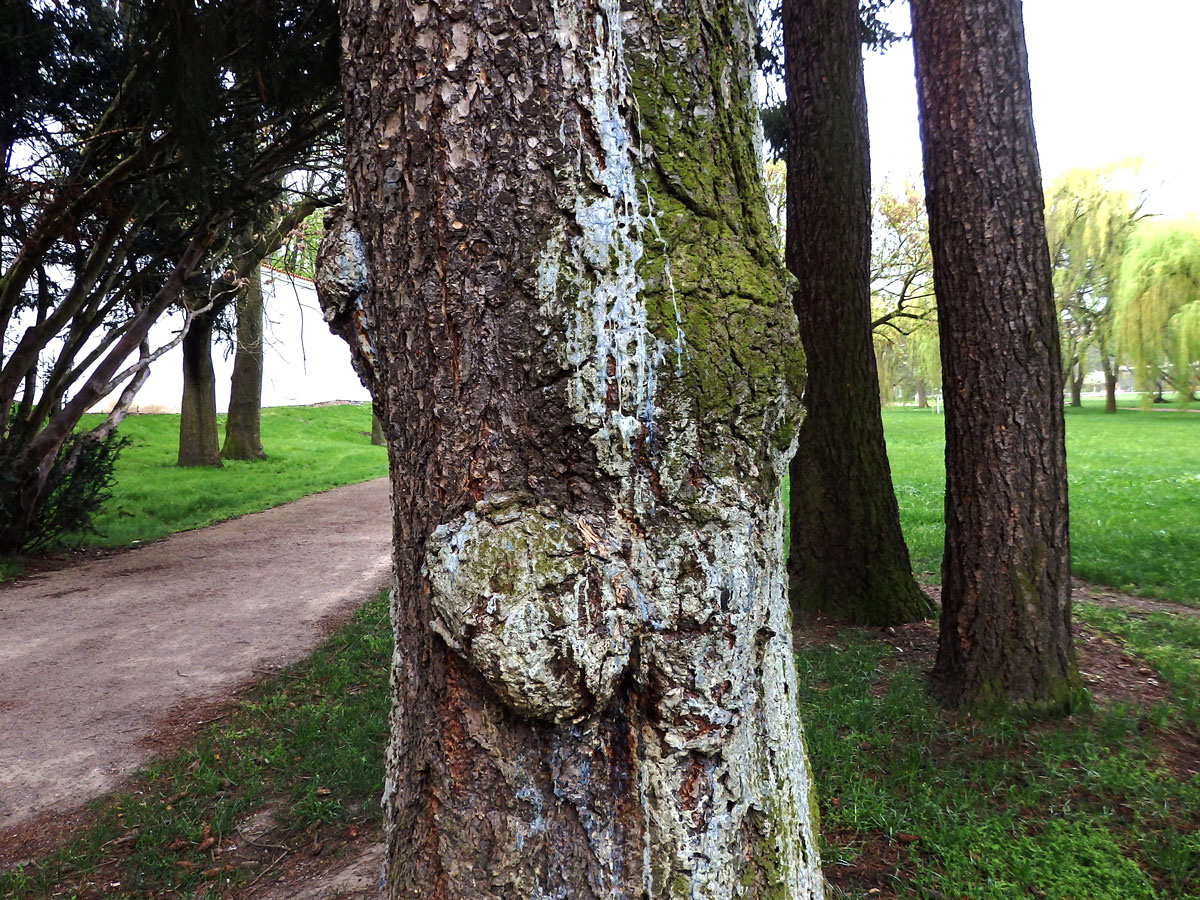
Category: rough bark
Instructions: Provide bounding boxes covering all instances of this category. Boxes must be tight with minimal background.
[327,0,823,896]
[911,0,1079,713]
[177,305,222,468]
[222,269,266,460]
[782,0,933,626]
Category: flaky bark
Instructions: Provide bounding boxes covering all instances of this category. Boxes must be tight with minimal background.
[222,269,266,460]
[782,0,932,626]
[177,305,221,468]
[327,0,822,896]
[912,0,1078,713]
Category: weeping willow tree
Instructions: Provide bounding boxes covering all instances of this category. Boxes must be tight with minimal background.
[1113,218,1200,402]
[870,184,940,406]
[1044,161,1146,411]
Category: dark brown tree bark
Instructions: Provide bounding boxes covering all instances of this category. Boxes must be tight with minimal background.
[783,0,933,626]
[911,0,1079,713]
[222,270,266,460]
[177,304,222,468]
[326,0,823,896]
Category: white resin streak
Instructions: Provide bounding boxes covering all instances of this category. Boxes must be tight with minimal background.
[535,0,825,897]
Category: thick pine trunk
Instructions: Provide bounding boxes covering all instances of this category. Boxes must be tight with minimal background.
[328,0,823,896]
[177,307,222,468]
[782,0,932,626]
[911,0,1078,713]
[222,268,266,460]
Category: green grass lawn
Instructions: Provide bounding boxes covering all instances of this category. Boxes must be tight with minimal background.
[883,401,1200,605]
[71,404,387,549]
[800,603,1200,899]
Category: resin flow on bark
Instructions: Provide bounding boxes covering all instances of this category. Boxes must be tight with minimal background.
[420,1,824,896]
[329,0,825,894]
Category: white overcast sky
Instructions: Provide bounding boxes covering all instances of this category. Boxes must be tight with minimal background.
[863,0,1200,217]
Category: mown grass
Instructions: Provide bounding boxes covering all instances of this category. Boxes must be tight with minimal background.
[71,404,387,549]
[0,593,392,900]
[800,603,1200,899]
[883,401,1200,605]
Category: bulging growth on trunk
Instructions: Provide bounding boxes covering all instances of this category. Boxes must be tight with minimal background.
[326,0,823,896]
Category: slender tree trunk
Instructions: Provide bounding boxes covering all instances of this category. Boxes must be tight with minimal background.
[782,0,933,626]
[912,0,1078,714]
[328,1,823,896]
[1069,367,1084,407]
[1103,356,1119,413]
[177,306,222,467]
[370,412,384,447]
[222,268,266,460]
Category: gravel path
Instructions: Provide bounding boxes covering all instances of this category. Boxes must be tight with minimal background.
[0,478,392,834]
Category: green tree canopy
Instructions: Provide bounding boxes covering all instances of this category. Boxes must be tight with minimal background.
[1114,217,1200,399]
[1044,161,1146,409]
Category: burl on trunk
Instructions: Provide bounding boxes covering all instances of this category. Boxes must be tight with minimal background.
[320,1,824,896]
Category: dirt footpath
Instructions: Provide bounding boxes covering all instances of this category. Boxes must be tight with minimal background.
[0,478,392,834]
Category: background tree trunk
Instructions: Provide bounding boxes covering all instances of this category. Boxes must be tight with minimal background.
[1102,354,1119,413]
[1070,367,1084,407]
[369,412,384,447]
[328,0,823,896]
[911,0,1078,713]
[916,379,929,408]
[783,0,933,626]
[177,305,221,468]
[222,268,266,460]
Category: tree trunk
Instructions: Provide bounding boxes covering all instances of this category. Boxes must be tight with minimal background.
[916,379,929,409]
[912,0,1078,714]
[1069,367,1084,407]
[328,1,823,896]
[222,268,266,460]
[782,0,933,626]
[370,412,384,447]
[177,306,222,467]
[1102,356,1118,413]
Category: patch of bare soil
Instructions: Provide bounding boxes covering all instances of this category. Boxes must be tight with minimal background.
[0,478,392,847]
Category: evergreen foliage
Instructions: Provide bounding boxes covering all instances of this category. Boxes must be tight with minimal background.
[0,0,341,552]
[0,410,127,552]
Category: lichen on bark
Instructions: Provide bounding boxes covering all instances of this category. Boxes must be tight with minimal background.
[332,0,824,896]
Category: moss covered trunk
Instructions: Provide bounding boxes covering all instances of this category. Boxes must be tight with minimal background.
[326,0,823,896]
[912,0,1078,713]
[222,269,266,460]
[177,306,221,468]
[782,0,933,626]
